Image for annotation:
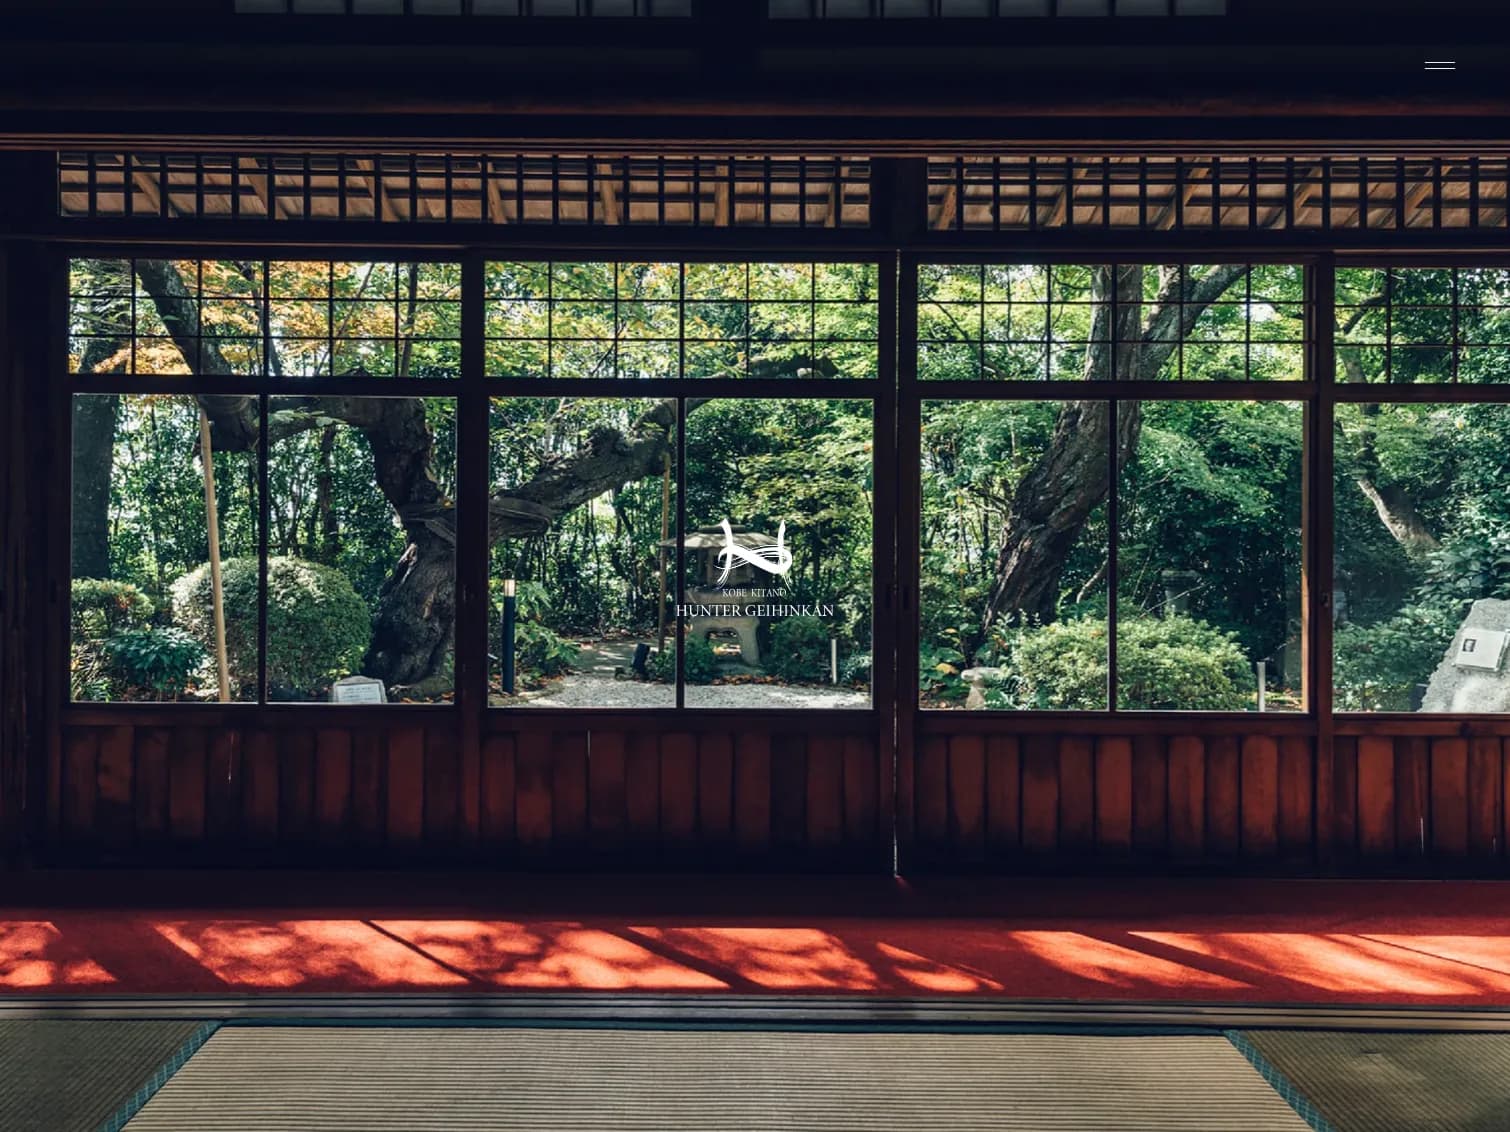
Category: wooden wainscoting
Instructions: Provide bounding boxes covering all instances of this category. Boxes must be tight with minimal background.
[902,717,1319,874]
[1330,728,1509,870]
[51,711,889,871]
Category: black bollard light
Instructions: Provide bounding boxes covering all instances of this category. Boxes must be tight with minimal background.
[501,579,517,695]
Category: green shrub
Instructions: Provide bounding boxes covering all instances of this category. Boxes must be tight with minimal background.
[768,616,830,682]
[495,580,578,681]
[1334,603,1457,711]
[103,627,205,699]
[71,579,154,640]
[1115,616,1251,710]
[1007,614,1249,710]
[919,642,969,704]
[840,651,871,687]
[171,556,371,696]
[649,638,718,684]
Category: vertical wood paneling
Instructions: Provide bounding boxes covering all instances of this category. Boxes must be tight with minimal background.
[313,728,352,839]
[658,731,697,852]
[423,725,461,848]
[1057,736,1095,853]
[1239,734,1279,859]
[61,729,98,839]
[842,733,877,852]
[133,727,170,844]
[984,734,1020,858]
[1357,735,1395,858]
[95,724,134,847]
[513,729,553,851]
[205,728,241,844]
[770,733,807,852]
[624,729,661,853]
[1396,737,1429,860]
[1468,737,1501,858]
[552,729,589,854]
[1167,736,1205,861]
[167,726,207,842]
[349,730,384,849]
[278,729,315,846]
[384,726,425,847]
[1277,736,1313,861]
[1430,737,1470,858]
[1020,735,1058,854]
[947,734,986,863]
[588,730,628,852]
[696,732,734,851]
[806,734,844,850]
[1131,734,1168,857]
[1094,736,1133,854]
[1204,735,1241,857]
[1332,735,1359,865]
[479,734,517,847]
[241,729,279,846]
[734,730,771,858]
[915,734,948,850]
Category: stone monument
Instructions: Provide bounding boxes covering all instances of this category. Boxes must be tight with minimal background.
[1420,598,1510,712]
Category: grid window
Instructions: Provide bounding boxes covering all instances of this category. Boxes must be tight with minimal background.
[1337,267,1510,384]
[485,261,880,380]
[916,262,1305,382]
[68,258,458,706]
[917,261,1305,713]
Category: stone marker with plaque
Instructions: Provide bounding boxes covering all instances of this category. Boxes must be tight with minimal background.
[1421,598,1510,712]
[330,675,387,704]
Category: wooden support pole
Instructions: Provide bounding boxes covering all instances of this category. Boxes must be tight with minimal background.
[198,407,231,703]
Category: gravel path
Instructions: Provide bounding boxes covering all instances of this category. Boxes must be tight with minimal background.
[493,638,869,710]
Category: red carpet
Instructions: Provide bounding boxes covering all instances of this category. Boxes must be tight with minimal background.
[5,875,1510,1005]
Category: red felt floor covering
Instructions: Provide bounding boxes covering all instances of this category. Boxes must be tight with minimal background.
[4,875,1510,1005]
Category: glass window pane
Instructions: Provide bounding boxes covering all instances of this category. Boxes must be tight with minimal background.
[922,262,1304,381]
[682,398,872,709]
[265,396,456,704]
[70,395,259,703]
[1118,400,1303,711]
[1334,402,1510,712]
[489,397,677,708]
[919,399,1108,710]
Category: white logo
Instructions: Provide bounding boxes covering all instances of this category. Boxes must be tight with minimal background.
[715,518,794,585]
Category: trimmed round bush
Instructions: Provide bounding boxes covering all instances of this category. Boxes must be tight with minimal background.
[171,556,372,697]
[650,637,718,685]
[768,615,831,683]
[1011,614,1249,711]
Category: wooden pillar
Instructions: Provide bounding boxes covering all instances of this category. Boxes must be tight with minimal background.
[0,151,61,868]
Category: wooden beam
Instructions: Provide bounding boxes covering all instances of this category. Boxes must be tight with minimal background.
[929,181,957,231]
[595,161,620,226]
[353,157,400,223]
[485,163,509,225]
[713,169,731,228]
[130,168,174,217]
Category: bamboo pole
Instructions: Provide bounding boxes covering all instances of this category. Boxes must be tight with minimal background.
[198,408,231,703]
[657,450,671,651]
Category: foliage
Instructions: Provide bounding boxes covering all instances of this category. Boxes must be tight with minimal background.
[767,616,831,682]
[103,627,206,699]
[992,615,1248,711]
[650,638,718,685]
[171,556,371,698]
[1334,603,1458,711]
[919,642,970,704]
[840,651,871,687]
[497,580,579,682]
[71,579,154,640]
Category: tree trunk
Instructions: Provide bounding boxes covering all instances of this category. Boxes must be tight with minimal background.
[70,390,119,579]
[978,263,1252,650]
[69,330,126,579]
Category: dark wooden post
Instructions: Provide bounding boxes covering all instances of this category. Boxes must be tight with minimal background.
[0,151,60,868]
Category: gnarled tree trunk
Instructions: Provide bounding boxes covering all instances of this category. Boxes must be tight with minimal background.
[979,262,1252,649]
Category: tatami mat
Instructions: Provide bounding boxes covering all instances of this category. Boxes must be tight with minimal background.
[123,1027,1312,1131]
[0,1020,210,1132]
[1239,1030,1510,1132]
